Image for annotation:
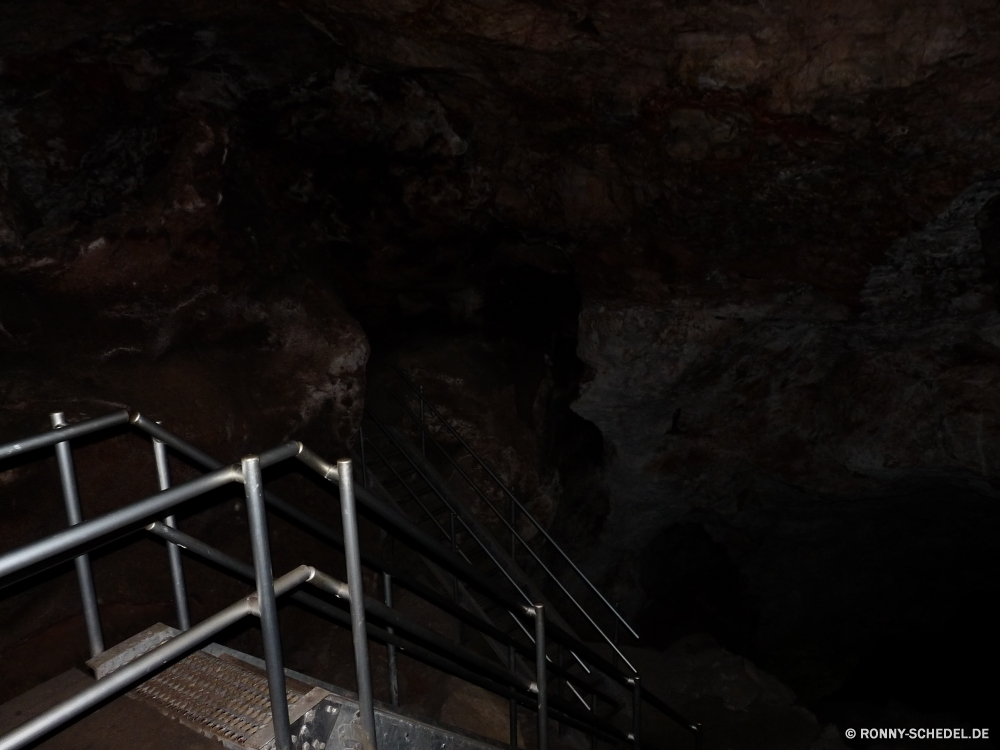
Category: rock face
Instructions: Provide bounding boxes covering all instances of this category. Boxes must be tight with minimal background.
[573,180,1000,695]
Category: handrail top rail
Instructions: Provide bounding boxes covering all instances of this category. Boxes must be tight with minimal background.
[0,410,130,461]
[0,409,702,742]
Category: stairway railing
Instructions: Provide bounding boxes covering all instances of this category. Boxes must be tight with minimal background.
[385,365,639,669]
[0,409,701,750]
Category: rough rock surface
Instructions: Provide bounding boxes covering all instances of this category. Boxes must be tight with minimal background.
[573,180,1000,694]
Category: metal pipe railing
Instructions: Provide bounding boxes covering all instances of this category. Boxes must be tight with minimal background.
[134,415,620,708]
[168,418,692,741]
[335,458,377,747]
[145,522,623,737]
[152,433,191,631]
[0,410,130,461]
[378,376,704,744]
[361,414,601,694]
[391,366,640,640]
[243,455,293,750]
[1,410,700,748]
[0,463,242,583]
[0,565,315,750]
[50,412,105,658]
[388,396,638,673]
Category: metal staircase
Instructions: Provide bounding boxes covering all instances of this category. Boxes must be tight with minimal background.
[0,402,702,750]
[357,367,702,743]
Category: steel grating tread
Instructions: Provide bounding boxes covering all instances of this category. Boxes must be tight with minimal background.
[131,650,302,747]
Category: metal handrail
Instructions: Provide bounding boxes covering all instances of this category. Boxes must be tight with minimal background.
[0,417,372,750]
[389,365,640,642]
[365,407,608,680]
[386,392,639,674]
[360,414,601,710]
[380,368,703,745]
[0,411,702,749]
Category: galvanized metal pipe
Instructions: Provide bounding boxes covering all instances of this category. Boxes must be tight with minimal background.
[590,692,597,750]
[382,571,399,707]
[0,464,240,584]
[338,459,377,749]
[135,412,699,740]
[0,410,129,462]
[145,523,628,743]
[153,434,190,631]
[0,566,313,750]
[509,644,518,749]
[130,413,220,469]
[243,456,292,750]
[297,440,693,733]
[49,413,105,658]
[391,366,641,641]
[631,676,641,749]
[141,431,615,704]
[310,570,534,695]
[390,394,637,673]
[534,604,548,750]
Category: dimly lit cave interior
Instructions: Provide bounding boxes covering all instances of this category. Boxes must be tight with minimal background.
[1,1,998,749]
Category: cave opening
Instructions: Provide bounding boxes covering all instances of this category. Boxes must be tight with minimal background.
[2,1,999,749]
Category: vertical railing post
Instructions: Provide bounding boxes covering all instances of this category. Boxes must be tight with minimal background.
[152,433,191,631]
[612,602,620,670]
[630,676,641,750]
[590,692,597,750]
[49,412,104,658]
[242,455,292,750]
[339,458,378,749]
[508,644,518,749]
[382,571,399,707]
[533,604,547,750]
[418,385,426,457]
[557,645,565,737]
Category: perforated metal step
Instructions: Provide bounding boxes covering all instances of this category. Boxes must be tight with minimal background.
[131,650,324,750]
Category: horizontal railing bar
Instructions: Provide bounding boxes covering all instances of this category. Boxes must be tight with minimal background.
[310,569,534,695]
[0,465,241,583]
[130,413,222,469]
[362,415,608,689]
[134,428,597,694]
[0,440,300,585]
[3,410,686,739]
[304,449,633,685]
[147,521,626,739]
[391,365,640,641]
[390,396,638,673]
[0,411,130,462]
[364,412,536,607]
[0,565,315,750]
